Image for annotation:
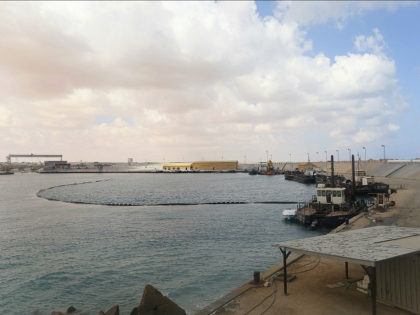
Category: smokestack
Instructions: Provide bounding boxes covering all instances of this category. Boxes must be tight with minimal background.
[331,155,335,187]
[352,154,356,201]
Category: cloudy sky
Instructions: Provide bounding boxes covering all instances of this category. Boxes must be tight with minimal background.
[1,1,419,163]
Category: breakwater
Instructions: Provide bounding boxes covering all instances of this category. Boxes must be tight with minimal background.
[36,173,314,207]
[38,180,301,207]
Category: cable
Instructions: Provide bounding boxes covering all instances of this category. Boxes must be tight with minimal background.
[242,257,322,315]
[243,278,277,315]
[286,257,319,272]
[289,257,320,275]
[259,280,277,315]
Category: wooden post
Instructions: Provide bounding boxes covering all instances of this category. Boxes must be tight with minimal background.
[345,262,349,279]
[370,267,377,315]
[362,265,377,315]
[283,250,288,295]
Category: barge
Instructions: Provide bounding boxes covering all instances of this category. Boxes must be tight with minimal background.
[284,170,316,184]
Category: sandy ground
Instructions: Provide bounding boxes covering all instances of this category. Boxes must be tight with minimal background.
[198,176,420,315]
[212,256,409,315]
[387,179,420,227]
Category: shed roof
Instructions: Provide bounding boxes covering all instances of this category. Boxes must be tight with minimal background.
[274,226,420,266]
[191,160,238,163]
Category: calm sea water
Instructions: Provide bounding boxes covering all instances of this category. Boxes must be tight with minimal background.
[0,173,326,314]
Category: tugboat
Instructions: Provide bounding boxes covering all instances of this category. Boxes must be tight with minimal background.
[296,184,364,228]
[249,160,282,175]
[296,154,366,229]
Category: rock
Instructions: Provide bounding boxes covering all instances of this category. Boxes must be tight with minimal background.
[66,306,77,313]
[105,305,119,315]
[51,312,65,315]
[98,312,105,315]
[138,284,186,315]
[130,307,139,315]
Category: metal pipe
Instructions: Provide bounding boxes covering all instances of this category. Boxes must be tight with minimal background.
[352,154,356,201]
[324,151,327,169]
[283,251,288,295]
[381,145,386,161]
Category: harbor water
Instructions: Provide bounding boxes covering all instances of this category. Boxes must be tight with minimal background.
[0,173,327,314]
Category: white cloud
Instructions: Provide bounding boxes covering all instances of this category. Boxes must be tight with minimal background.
[0,106,16,128]
[0,2,406,161]
[355,28,386,55]
[387,123,400,132]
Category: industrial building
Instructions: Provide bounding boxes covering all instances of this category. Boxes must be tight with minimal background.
[162,163,192,171]
[163,161,238,172]
[191,161,237,171]
[44,161,71,170]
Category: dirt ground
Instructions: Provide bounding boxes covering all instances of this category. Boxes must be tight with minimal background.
[387,179,420,228]
[335,176,420,231]
[213,255,409,315]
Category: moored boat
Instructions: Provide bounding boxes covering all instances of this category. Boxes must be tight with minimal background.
[296,206,317,225]
[294,154,369,229]
[282,209,297,221]
[284,170,316,184]
[322,210,360,228]
[296,185,363,228]
[248,169,258,175]
[0,170,14,175]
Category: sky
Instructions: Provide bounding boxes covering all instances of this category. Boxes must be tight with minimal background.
[1,1,419,163]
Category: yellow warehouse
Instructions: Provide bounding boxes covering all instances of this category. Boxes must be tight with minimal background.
[163,162,192,171]
[191,161,238,171]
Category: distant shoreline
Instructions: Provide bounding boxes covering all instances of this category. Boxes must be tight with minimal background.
[37,170,247,174]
